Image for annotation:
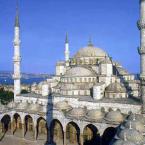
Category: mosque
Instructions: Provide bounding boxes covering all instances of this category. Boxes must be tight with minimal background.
[0,0,145,145]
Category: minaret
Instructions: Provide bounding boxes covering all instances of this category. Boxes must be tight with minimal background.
[65,33,70,63]
[13,3,21,99]
[138,0,145,112]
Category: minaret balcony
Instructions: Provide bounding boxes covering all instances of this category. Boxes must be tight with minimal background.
[12,74,21,79]
[138,47,145,54]
[13,56,21,62]
[137,20,145,30]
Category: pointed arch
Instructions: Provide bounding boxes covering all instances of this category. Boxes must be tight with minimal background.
[66,121,80,145]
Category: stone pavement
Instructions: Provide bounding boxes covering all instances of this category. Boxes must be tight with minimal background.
[0,135,44,145]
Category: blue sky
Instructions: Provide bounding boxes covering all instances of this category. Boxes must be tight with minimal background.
[0,0,140,74]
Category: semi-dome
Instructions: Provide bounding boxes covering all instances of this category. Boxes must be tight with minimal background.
[86,109,105,121]
[105,111,124,123]
[55,101,72,111]
[74,44,107,58]
[105,82,126,93]
[65,66,96,77]
[67,107,86,119]
[117,128,145,144]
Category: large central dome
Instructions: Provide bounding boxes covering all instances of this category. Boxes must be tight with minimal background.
[74,44,107,58]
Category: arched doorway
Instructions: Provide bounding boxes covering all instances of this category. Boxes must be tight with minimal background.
[66,122,80,145]
[1,114,11,134]
[50,119,63,145]
[24,115,34,140]
[83,124,100,145]
[13,113,22,137]
[36,117,48,142]
[101,127,117,145]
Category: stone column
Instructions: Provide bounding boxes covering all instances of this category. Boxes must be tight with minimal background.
[34,125,37,140]
[22,123,25,137]
[63,131,67,145]
[80,134,84,145]
[11,121,14,135]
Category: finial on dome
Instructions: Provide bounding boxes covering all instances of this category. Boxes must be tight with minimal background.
[88,37,93,47]
[15,0,20,27]
[133,114,136,121]
[129,121,132,129]
[65,32,69,44]
[123,132,127,141]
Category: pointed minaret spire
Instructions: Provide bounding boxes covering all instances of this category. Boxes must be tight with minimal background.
[65,32,69,44]
[88,37,93,47]
[65,33,70,63]
[15,0,19,27]
[13,0,21,99]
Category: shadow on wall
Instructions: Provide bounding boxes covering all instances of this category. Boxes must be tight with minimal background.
[45,93,56,145]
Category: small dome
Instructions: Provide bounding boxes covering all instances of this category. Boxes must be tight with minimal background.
[16,101,29,110]
[86,109,105,121]
[7,102,17,108]
[74,45,107,58]
[55,101,72,111]
[27,103,43,112]
[122,120,145,133]
[112,140,137,145]
[105,82,126,93]
[65,66,96,77]
[67,107,86,119]
[127,114,145,124]
[117,128,145,144]
[105,111,124,123]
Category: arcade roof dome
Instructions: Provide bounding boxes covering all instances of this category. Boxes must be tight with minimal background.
[7,102,17,108]
[67,107,86,119]
[55,101,72,111]
[105,111,124,123]
[16,101,29,110]
[86,109,105,121]
[27,103,43,112]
